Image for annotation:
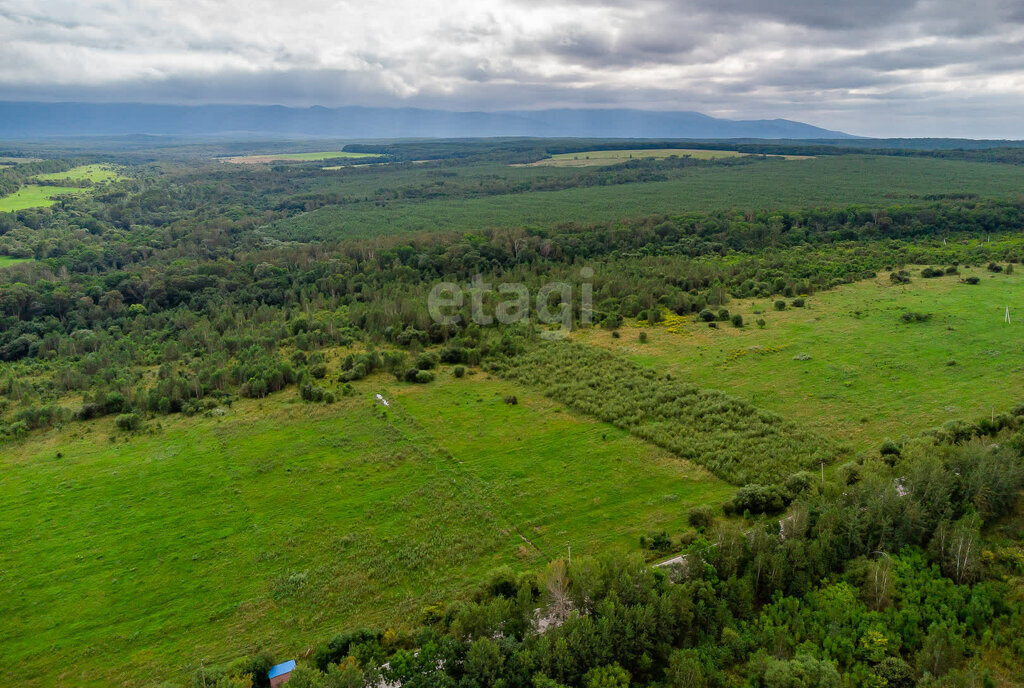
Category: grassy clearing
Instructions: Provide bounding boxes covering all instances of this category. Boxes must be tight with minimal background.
[222,151,378,164]
[575,267,1024,454]
[0,185,87,212]
[32,164,123,183]
[0,371,727,687]
[0,256,31,268]
[526,148,810,167]
[0,166,124,211]
[275,156,1024,240]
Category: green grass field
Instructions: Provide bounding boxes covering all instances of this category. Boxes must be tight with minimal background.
[526,148,811,167]
[0,256,32,268]
[0,372,727,687]
[0,166,125,211]
[32,164,123,183]
[223,151,378,164]
[0,185,88,212]
[275,156,1024,240]
[575,266,1024,453]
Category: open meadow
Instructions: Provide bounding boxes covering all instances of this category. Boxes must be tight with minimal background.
[222,151,379,164]
[576,266,1024,454]
[0,372,728,687]
[526,148,751,166]
[0,256,31,268]
[526,148,815,167]
[32,163,123,183]
[0,184,88,212]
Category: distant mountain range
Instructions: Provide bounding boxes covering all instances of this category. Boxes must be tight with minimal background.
[0,102,856,139]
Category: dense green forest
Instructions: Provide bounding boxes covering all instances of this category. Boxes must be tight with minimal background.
[2,138,1024,687]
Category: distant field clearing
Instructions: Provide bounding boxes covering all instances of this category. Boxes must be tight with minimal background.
[221,151,379,164]
[526,148,813,167]
[0,256,31,268]
[0,185,86,212]
[32,164,123,183]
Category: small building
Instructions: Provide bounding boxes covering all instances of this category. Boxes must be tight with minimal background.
[268,660,296,687]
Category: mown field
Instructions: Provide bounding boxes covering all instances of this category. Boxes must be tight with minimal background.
[0,185,87,212]
[274,155,1024,240]
[223,151,378,164]
[576,266,1024,454]
[32,163,122,183]
[527,148,751,166]
[0,372,728,687]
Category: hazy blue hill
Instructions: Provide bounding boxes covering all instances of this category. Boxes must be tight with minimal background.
[0,101,854,139]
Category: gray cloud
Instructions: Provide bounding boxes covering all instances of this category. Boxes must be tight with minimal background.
[0,0,1023,137]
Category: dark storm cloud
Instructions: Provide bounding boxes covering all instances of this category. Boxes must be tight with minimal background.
[1,0,1023,137]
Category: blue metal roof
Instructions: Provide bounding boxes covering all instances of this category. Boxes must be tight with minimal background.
[268,660,296,679]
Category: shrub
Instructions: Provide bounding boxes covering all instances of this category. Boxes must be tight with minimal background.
[717,308,730,322]
[309,363,327,379]
[890,270,911,284]
[687,505,715,529]
[1006,263,1015,274]
[774,300,786,311]
[643,531,672,552]
[945,265,960,275]
[646,308,664,324]
[987,262,1003,273]
[784,471,815,497]
[964,276,980,284]
[453,365,466,378]
[837,461,861,485]
[756,318,766,328]
[730,314,743,328]
[697,308,716,322]
[879,439,901,457]
[920,267,943,278]
[728,484,789,515]
[503,395,518,405]
[791,297,805,307]
[413,370,435,384]
[611,330,620,339]
[115,413,142,431]
[900,311,932,323]
[300,383,332,402]
[638,332,648,343]
[415,352,438,370]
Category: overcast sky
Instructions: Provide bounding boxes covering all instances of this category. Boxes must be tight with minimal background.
[2,0,1023,137]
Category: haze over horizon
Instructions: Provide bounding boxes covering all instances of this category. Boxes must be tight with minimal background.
[2,0,1024,139]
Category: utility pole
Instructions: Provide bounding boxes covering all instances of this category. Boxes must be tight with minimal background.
[567,543,571,565]
[820,461,825,487]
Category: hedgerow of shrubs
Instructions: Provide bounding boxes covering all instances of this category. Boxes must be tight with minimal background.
[494,340,831,484]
